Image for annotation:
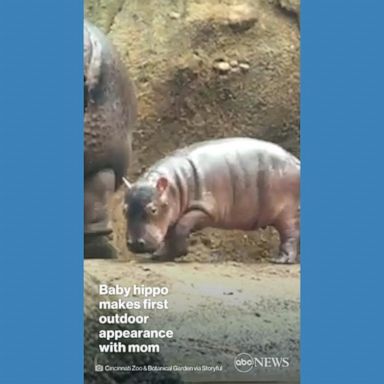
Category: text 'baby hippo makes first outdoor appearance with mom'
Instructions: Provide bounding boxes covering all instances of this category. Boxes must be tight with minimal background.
[122,138,300,264]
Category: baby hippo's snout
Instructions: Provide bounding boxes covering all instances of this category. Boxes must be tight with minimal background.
[126,237,159,254]
[127,238,146,253]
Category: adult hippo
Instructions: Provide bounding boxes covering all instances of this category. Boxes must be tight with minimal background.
[122,138,300,264]
[84,20,137,257]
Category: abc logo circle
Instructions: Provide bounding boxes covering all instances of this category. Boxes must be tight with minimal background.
[234,353,254,373]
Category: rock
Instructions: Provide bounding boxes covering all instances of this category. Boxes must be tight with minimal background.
[227,4,258,33]
[239,62,250,72]
[278,0,300,17]
[276,0,300,27]
[229,60,238,67]
[169,11,181,20]
[212,61,231,74]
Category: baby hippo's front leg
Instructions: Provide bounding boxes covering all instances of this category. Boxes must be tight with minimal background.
[151,228,188,262]
[152,210,211,261]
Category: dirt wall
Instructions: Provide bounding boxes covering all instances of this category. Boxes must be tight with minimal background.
[85,0,300,262]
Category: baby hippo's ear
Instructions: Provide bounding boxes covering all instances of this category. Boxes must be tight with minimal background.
[122,177,132,191]
[156,177,169,195]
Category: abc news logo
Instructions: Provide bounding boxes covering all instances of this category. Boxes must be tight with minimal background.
[234,353,290,373]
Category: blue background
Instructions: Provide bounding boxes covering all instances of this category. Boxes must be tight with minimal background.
[0,1,83,383]
[301,0,384,383]
[0,0,383,383]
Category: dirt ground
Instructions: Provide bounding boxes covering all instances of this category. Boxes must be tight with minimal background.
[85,260,300,383]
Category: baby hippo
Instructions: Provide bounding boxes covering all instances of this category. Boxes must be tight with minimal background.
[122,138,300,263]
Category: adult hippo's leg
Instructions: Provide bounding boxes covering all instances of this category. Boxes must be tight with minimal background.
[84,169,117,259]
[84,169,115,236]
[84,20,137,259]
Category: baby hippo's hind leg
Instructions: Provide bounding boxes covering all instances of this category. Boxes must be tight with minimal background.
[152,210,212,261]
[271,207,300,264]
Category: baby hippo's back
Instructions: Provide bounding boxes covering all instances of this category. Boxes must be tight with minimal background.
[150,138,300,230]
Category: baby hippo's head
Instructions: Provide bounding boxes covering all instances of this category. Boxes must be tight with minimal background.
[122,177,173,254]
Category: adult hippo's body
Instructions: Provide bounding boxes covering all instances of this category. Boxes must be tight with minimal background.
[123,138,300,264]
[84,20,137,249]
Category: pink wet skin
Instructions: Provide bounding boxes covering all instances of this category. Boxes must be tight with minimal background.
[123,137,300,263]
